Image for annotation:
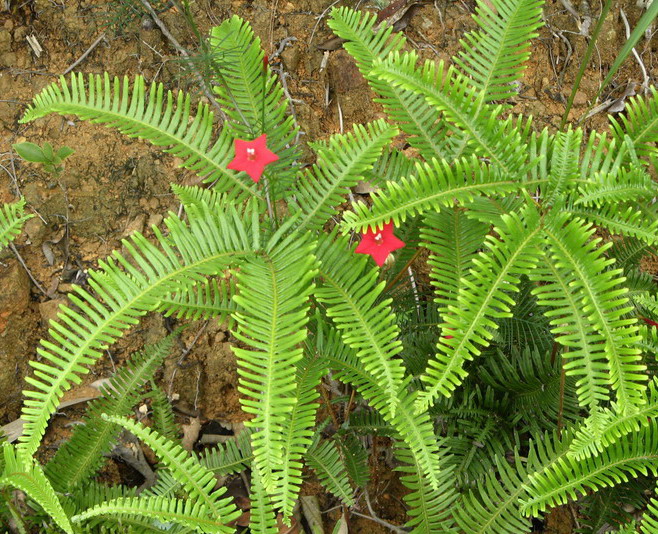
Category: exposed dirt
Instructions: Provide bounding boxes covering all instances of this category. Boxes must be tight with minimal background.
[0,0,656,531]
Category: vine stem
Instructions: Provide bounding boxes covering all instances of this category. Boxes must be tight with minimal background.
[384,248,423,293]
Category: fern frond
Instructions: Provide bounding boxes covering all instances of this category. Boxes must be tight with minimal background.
[454,0,545,103]
[416,205,543,411]
[199,429,253,476]
[568,204,658,245]
[454,431,571,534]
[231,235,316,493]
[103,414,239,527]
[575,166,658,207]
[72,495,229,533]
[538,212,646,411]
[0,443,72,534]
[577,481,651,534]
[339,435,370,488]
[0,199,32,250]
[45,334,176,491]
[521,425,658,516]
[421,207,489,316]
[209,16,298,196]
[315,234,405,416]
[327,7,453,161]
[306,437,354,506]
[609,87,658,162]
[341,156,521,233]
[149,383,180,445]
[248,469,278,534]
[271,344,327,519]
[158,277,238,323]
[294,120,398,231]
[18,201,259,458]
[568,379,658,460]
[394,440,458,533]
[363,148,417,188]
[372,52,531,175]
[19,73,259,201]
[641,492,658,534]
[315,323,444,492]
[543,128,582,206]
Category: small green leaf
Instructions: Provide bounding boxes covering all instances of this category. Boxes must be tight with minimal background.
[13,142,47,163]
[41,142,54,161]
[56,146,75,160]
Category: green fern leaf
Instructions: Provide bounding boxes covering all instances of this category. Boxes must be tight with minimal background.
[1,443,73,534]
[294,119,398,231]
[103,414,240,528]
[72,495,230,533]
[575,166,658,207]
[416,205,543,411]
[543,128,582,206]
[248,469,278,534]
[567,204,658,245]
[609,87,658,163]
[315,234,405,416]
[454,0,545,103]
[231,234,316,494]
[306,437,355,506]
[521,426,658,516]
[19,73,259,201]
[45,334,176,491]
[338,435,370,489]
[149,383,180,446]
[0,199,32,251]
[538,211,646,411]
[18,201,259,458]
[341,156,521,233]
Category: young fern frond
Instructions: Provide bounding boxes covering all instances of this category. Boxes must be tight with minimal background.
[641,492,658,534]
[327,7,453,161]
[371,52,531,175]
[416,206,543,411]
[158,277,238,324]
[72,496,228,533]
[306,437,355,506]
[45,334,177,491]
[575,167,658,207]
[0,443,72,534]
[19,73,259,201]
[102,414,240,529]
[315,234,405,416]
[543,128,582,206]
[539,212,646,411]
[209,16,299,195]
[421,207,489,316]
[567,204,658,245]
[248,469,278,534]
[293,119,398,231]
[0,199,32,250]
[18,201,259,458]
[199,429,254,476]
[338,435,370,489]
[454,0,545,104]
[521,426,658,517]
[231,235,317,494]
[341,156,521,233]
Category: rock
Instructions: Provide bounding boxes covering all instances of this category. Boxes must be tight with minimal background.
[573,90,588,106]
[281,45,301,72]
[39,298,67,326]
[328,50,367,94]
[23,217,48,246]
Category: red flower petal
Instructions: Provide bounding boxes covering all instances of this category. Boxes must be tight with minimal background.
[227,134,279,183]
[355,221,405,267]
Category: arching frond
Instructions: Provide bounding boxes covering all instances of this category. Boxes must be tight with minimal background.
[315,234,405,416]
[0,199,32,250]
[538,212,646,411]
[542,128,582,206]
[19,73,259,201]
[521,426,658,516]
[575,166,658,207]
[306,437,354,506]
[339,435,370,489]
[45,334,177,491]
[341,156,521,233]
[293,120,398,231]
[18,200,259,458]
[454,0,545,104]
[568,204,658,245]
[327,7,454,161]
[248,469,278,534]
[416,205,543,411]
[609,87,658,162]
[0,443,72,534]
[149,383,180,446]
[158,276,238,324]
[103,415,239,528]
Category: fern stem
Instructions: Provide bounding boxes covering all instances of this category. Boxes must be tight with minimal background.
[384,247,422,293]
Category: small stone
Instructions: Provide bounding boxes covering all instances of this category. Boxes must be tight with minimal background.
[23,217,48,246]
[121,213,147,237]
[281,45,300,72]
[39,298,67,326]
[573,90,588,106]
[147,213,163,229]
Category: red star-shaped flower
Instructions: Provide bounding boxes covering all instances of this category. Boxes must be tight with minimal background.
[227,134,279,183]
[355,221,405,267]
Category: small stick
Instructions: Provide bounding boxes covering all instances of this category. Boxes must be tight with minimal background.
[63,33,106,75]
[620,8,650,93]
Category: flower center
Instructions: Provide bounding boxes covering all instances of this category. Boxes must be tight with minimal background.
[246,147,257,160]
[374,232,383,244]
